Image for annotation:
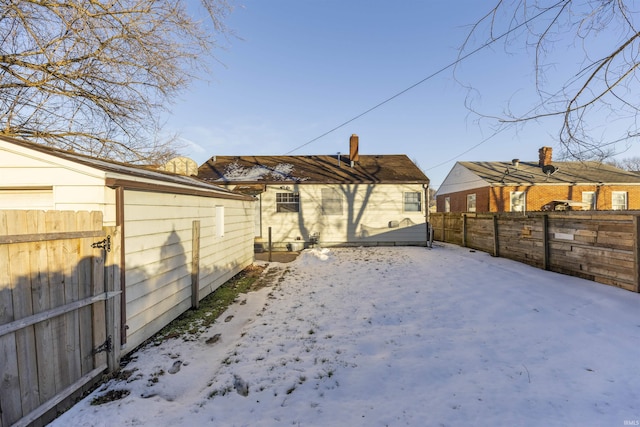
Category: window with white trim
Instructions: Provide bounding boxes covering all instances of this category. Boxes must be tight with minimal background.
[612,191,627,210]
[466,194,476,212]
[582,191,596,210]
[216,206,225,237]
[510,191,526,212]
[404,192,421,212]
[321,188,343,215]
[276,193,300,212]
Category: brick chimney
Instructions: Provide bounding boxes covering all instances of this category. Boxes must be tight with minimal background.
[538,146,552,167]
[349,134,359,163]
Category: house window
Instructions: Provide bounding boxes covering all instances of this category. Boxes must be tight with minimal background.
[216,206,225,237]
[510,191,526,212]
[444,197,450,213]
[404,192,421,212]
[321,188,343,215]
[582,191,596,210]
[612,191,627,210]
[466,194,476,212]
[276,193,300,212]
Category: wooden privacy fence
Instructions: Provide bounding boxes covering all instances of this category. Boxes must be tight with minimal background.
[430,211,640,292]
[0,210,121,427]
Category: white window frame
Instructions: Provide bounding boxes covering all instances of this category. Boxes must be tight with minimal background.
[321,188,343,215]
[510,191,526,212]
[582,191,596,210]
[404,192,422,212]
[444,197,450,213]
[216,205,225,237]
[612,191,627,210]
[276,192,300,213]
[466,193,476,212]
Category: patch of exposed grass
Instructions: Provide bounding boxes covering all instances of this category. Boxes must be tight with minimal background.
[151,264,266,343]
[90,389,130,405]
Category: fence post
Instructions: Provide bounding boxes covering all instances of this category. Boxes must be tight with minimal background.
[634,215,640,292]
[268,227,272,262]
[462,214,467,247]
[492,215,499,257]
[543,214,550,271]
[104,225,122,372]
[191,220,200,309]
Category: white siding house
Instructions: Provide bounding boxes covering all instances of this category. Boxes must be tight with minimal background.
[198,135,430,250]
[0,136,255,352]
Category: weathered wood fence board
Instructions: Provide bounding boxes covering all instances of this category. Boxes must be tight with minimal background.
[430,211,640,292]
[0,210,120,427]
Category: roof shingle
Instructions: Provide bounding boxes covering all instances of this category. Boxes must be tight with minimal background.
[198,154,429,185]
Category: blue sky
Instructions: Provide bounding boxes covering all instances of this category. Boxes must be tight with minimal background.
[164,1,639,190]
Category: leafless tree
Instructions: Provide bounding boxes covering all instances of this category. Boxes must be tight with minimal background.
[607,156,640,171]
[460,0,640,160]
[0,0,233,164]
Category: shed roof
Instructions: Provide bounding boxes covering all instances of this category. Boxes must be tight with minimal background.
[198,154,429,185]
[0,136,252,200]
[458,160,640,186]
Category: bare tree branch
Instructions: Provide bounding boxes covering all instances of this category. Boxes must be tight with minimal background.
[0,0,234,164]
[461,0,640,160]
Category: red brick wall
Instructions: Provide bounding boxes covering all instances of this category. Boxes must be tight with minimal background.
[437,184,640,212]
[436,188,489,212]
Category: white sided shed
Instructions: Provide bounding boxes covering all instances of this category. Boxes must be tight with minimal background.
[0,136,256,352]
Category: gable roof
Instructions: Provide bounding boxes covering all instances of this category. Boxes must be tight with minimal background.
[0,136,252,200]
[457,160,640,186]
[197,154,429,185]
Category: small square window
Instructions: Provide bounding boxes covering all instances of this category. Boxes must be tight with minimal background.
[582,191,596,210]
[404,192,421,212]
[612,191,627,210]
[321,188,343,215]
[276,193,300,213]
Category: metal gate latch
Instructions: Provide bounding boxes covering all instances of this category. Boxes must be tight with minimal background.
[93,336,113,355]
[92,235,111,252]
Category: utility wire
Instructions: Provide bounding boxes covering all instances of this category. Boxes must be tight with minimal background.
[285,0,568,155]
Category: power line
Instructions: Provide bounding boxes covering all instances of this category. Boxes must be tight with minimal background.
[285,0,568,155]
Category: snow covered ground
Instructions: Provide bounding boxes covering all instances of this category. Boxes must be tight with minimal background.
[49,243,640,426]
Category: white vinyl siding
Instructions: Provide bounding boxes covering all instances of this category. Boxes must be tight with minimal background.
[123,191,254,350]
[0,188,53,209]
[260,183,427,248]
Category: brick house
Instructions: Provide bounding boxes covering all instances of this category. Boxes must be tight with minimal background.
[435,147,640,212]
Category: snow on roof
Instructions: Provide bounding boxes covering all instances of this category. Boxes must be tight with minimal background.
[218,161,309,182]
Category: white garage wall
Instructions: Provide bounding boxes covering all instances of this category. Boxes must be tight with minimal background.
[122,190,255,351]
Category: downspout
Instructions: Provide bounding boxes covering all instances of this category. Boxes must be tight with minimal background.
[115,186,127,345]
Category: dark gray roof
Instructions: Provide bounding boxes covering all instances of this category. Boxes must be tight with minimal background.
[460,160,640,185]
[198,154,429,185]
